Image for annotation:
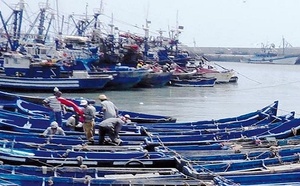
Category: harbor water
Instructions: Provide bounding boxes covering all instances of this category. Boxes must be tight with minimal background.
[27,62,300,122]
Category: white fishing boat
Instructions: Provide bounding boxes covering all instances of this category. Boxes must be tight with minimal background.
[241,39,299,65]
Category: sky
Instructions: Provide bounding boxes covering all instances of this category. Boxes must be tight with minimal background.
[1,0,300,48]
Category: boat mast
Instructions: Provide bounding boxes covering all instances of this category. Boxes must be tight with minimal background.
[107,13,115,54]
[1,0,25,51]
[143,3,150,61]
[69,3,98,37]
[143,19,150,61]
[282,37,285,55]
[36,2,47,43]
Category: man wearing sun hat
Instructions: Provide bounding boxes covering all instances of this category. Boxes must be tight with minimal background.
[98,94,118,120]
[80,99,96,144]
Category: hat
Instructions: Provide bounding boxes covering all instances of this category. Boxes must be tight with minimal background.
[98,94,107,100]
[124,114,130,118]
[50,121,58,129]
[80,99,88,106]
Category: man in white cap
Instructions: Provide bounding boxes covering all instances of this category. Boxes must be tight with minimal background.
[80,99,96,144]
[42,121,65,137]
[43,87,63,126]
[98,94,118,120]
[124,114,132,123]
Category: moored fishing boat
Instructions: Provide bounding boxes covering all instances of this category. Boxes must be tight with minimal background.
[0,167,208,186]
[169,77,216,87]
[136,71,173,88]
[240,40,299,65]
[0,52,113,91]
[0,129,144,146]
[173,144,300,162]
[139,100,278,127]
[68,55,150,90]
[0,165,204,185]
[144,118,300,148]
[0,90,177,123]
[183,153,300,178]
[197,68,236,83]
[0,146,176,168]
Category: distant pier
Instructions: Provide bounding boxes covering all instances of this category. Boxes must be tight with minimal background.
[185,46,300,62]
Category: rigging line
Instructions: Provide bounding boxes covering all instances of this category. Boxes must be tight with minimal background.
[0,0,14,11]
[211,62,230,71]
[276,108,296,116]
[101,13,160,36]
[233,70,262,84]
[200,56,262,85]
[254,80,300,89]
[256,119,290,137]
[223,80,300,93]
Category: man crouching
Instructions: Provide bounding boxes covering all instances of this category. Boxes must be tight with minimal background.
[98,116,128,146]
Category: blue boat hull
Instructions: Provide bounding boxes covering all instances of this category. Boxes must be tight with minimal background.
[0,75,112,91]
[169,77,216,87]
[102,70,148,89]
[137,71,172,88]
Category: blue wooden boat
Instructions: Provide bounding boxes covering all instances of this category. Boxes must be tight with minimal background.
[0,137,144,151]
[169,77,216,87]
[0,52,113,91]
[0,164,179,177]
[138,100,278,126]
[183,153,300,177]
[0,102,290,142]
[0,108,142,137]
[145,118,300,147]
[0,122,145,145]
[141,115,293,138]
[0,126,148,146]
[214,170,300,185]
[141,112,293,133]
[0,171,206,186]
[154,136,293,152]
[0,146,176,168]
[0,164,204,185]
[0,90,177,123]
[176,144,300,162]
[0,129,97,146]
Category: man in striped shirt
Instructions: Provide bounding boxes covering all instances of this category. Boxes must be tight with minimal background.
[43,88,63,126]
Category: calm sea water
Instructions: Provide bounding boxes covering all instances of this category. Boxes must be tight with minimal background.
[28,62,300,122]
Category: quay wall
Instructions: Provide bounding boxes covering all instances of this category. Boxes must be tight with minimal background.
[185,47,300,62]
